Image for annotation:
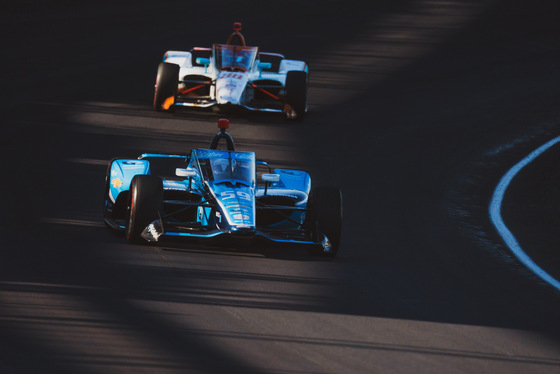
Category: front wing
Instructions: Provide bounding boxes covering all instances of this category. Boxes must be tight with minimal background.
[138,202,326,249]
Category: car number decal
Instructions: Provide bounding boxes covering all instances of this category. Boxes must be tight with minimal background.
[221,191,251,201]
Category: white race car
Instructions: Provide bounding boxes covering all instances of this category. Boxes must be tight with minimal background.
[153,22,309,120]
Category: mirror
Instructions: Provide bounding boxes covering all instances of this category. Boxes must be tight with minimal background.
[261,173,280,183]
[196,57,210,66]
[258,62,272,70]
[196,57,210,73]
[176,168,197,178]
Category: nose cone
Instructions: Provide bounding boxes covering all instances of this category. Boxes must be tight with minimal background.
[229,226,256,236]
[216,71,249,105]
[213,184,256,229]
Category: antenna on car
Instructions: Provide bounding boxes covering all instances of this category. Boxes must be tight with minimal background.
[209,118,236,151]
[226,22,246,46]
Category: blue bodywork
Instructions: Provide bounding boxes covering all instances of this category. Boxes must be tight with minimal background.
[104,147,315,247]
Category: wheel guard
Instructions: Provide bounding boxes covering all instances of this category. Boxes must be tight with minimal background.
[141,220,164,242]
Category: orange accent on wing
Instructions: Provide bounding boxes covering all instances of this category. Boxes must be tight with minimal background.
[162,96,175,110]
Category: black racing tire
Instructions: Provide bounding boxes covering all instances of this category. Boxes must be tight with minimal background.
[125,175,163,244]
[153,62,179,112]
[306,186,342,257]
[284,70,308,121]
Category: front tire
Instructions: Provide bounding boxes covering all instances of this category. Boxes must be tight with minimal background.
[307,186,342,257]
[284,70,308,121]
[153,62,179,112]
[126,175,163,244]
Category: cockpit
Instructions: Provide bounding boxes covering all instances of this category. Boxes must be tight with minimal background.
[191,149,256,186]
[213,44,258,72]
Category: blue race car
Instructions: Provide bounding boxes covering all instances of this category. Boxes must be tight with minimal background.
[103,119,342,257]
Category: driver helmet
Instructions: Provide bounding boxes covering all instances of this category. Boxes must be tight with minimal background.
[212,158,229,179]
[235,53,248,66]
[232,160,250,180]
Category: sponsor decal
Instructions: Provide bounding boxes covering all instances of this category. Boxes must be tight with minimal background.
[120,161,146,170]
[219,72,245,80]
[194,149,255,161]
[194,149,229,159]
[122,165,145,169]
[111,178,123,188]
[232,152,255,161]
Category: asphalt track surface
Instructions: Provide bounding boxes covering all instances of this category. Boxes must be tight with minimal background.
[2,1,560,373]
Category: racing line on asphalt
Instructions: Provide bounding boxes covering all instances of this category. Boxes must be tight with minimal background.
[489,135,560,292]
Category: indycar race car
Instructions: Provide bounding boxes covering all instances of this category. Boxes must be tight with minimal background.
[153,22,309,121]
[103,119,342,257]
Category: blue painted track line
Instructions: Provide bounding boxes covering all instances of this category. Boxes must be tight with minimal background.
[489,136,560,291]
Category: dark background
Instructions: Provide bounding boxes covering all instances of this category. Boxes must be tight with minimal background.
[2,1,560,373]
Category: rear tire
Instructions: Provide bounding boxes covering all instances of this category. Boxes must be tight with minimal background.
[153,62,179,112]
[306,186,342,257]
[284,70,307,121]
[126,175,163,244]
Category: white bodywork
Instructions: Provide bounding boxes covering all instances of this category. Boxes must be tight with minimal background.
[161,45,308,113]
